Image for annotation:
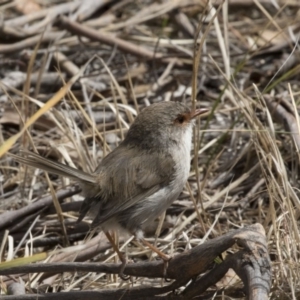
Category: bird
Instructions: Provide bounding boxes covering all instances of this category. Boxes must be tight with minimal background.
[12,101,207,278]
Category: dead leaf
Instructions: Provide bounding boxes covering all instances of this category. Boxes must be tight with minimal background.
[0,111,20,126]
[15,0,41,15]
[257,29,289,47]
[0,109,56,131]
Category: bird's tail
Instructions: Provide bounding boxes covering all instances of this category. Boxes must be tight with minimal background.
[10,150,97,184]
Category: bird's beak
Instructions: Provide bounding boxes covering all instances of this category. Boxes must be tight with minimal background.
[191,108,209,119]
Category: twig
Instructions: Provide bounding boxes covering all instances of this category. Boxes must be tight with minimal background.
[0,32,66,54]
[3,1,81,37]
[58,16,163,60]
[0,72,66,96]
[0,187,80,231]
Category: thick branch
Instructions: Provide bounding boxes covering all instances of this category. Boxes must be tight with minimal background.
[0,224,271,299]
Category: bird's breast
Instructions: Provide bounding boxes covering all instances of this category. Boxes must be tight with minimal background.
[171,126,193,184]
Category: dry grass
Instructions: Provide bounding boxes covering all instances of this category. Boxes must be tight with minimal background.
[0,0,300,298]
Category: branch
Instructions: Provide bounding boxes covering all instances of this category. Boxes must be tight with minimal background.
[0,224,271,300]
[0,186,80,231]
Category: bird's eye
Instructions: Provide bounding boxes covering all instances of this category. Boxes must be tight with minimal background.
[175,115,185,124]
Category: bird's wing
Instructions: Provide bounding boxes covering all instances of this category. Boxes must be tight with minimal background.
[78,146,175,228]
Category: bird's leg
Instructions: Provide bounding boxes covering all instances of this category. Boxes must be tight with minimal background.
[141,238,170,277]
[104,231,129,280]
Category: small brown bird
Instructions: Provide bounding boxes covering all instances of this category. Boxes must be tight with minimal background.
[12,101,207,278]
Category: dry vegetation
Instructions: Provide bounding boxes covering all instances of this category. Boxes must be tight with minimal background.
[0,0,300,299]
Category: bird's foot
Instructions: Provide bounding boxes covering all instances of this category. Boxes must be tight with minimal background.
[118,252,131,280]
